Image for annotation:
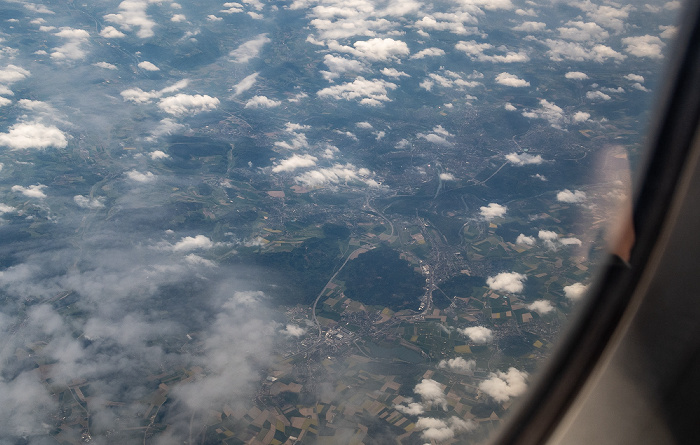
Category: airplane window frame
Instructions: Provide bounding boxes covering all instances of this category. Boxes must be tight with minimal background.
[491,1,700,443]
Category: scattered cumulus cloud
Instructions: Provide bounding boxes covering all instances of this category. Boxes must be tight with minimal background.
[159,94,220,115]
[317,77,397,106]
[459,326,493,344]
[172,235,214,252]
[565,71,589,80]
[280,324,306,337]
[0,123,67,150]
[564,283,588,301]
[479,367,528,402]
[230,34,270,63]
[125,170,155,183]
[586,90,611,101]
[99,26,125,38]
[439,173,456,181]
[12,184,47,199]
[557,189,586,203]
[573,111,591,122]
[622,35,665,59]
[506,152,543,165]
[487,272,526,293]
[438,357,475,373]
[272,154,318,173]
[495,72,529,87]
[410,47,445,59]
[415,416,476,441]
[0,65,31,83]
[138,61,159,71]
[245,95,281,109]
[294,163,378,188]
[93,61,117,70]
[516,234,536,245]
[381,67,409,78]
[74,195,105,209]
[512,21,546,32]
[528,299,554,315]
[480,203,507,220]
[414,379,447,410]
[455,40,529,63]
[104,1,158,38]
[521,99,566,128]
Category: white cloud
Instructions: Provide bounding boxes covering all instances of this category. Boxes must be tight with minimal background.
[50,27,90,61]
[557,189,586,203]
[281,324,306,337]
[172,235,214,252]
[516,234,536,245]
[148,118,185,141]
[149,150,169,159]
[659,25,677,39]
[631,82,650,92]
[459,326,493,344]
[138,60,159,71]
[560,237,582,246]
[328,38,410,61]
[73,195,104,209]
[0,97,10,107]
[0,85,13,96]
[414,379,447,410]
[93,61,117,70]
[394,401,425,416]
[622,35,665,59]
[516,8,537,16]
[455,40,529,63]
[356,121,373,129]
[12,184,47,199]
[184,254,216,267]
[232,74,260,98]
[24,3,55,14]
[294,163,378,188]
[158,94,220,115]
[99,26,125,38]
[410,47,445,59]
[414,14,480,36]
[624,73,644,83]
[381,67,409,78]
[586,90,611,101]
[506,152,543,165]
[0,203,16,213]
[229,34,271,63]
[487,272,526,293]
[125,170,155,183]
[573,111,590,122]
[512,21,546,32]
[565,71,589,80]
[543,40,626,62]
[415,416,477,441]
[495,72,529,87]
[557,21,609,42]
[321,54,366,81]
[244,95,281,108]
[440,172,456,181]
[521,99,566,128]
[574,1,630,33]
[0,65,30,84]
[528,299,554,315]
[272,154,318,173]
[480,203,507,220]
[479,367,528,402]
[171,13,186,22]
[438,357,475,373]
[104,0,157,38]
[564,282,588,301]
[0,123,67,150]
[505,103,516,111]
[317,77,397,106]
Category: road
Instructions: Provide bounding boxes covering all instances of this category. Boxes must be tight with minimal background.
[311,247,370,337]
